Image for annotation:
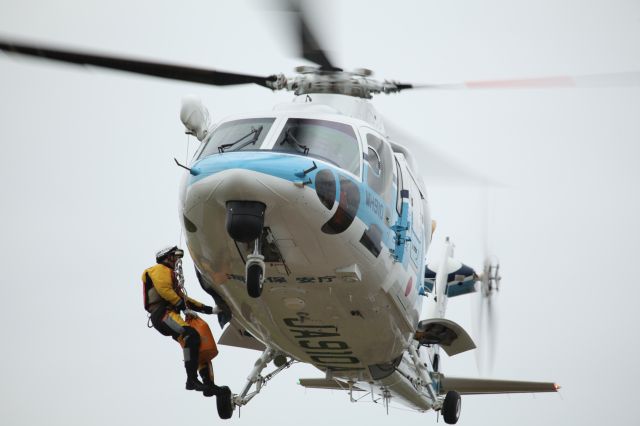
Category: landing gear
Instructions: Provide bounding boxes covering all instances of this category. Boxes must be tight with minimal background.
[216,386,233,420]
[213,348,293,419]
[246,239,265,298]
[233,348,294,408]
[442,390,461,424]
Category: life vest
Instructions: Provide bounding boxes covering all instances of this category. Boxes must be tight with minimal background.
[141,264,181,313]
[142,271,162,312]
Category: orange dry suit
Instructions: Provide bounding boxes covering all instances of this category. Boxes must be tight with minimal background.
[142,263,216,386]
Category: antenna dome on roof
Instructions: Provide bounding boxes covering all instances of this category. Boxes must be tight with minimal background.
[180,95,211,141]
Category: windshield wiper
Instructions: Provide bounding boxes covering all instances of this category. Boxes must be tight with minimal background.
[280,127,309,155]
[218,126,263,153]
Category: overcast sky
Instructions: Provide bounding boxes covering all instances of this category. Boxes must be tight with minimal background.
[1,1,639,425]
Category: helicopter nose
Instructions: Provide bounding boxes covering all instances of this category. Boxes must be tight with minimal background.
[207,169,272,243]
[210,167,292,207]
[182,152,339,241]
[185,152,318,210]
[183,165,295,234]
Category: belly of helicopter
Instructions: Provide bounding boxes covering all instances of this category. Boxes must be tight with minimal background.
[182,165,422,377]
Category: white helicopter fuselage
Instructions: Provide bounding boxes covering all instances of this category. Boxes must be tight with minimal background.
[0,17,562,420]
[180,96,438,409]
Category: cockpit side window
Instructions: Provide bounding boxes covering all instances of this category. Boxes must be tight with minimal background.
[272,118,360,176]
[365,133,394,204]
[395,157,404,215]
[197,118,275,160]
[367,146,382,177]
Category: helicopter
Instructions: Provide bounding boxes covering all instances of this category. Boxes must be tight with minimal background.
[10,1,640,423]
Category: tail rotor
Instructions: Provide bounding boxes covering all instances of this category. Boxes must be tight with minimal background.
[474,256,501,375]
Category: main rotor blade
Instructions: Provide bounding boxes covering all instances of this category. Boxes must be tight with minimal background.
[286,0,340,71]
[407,71,640,91]
[0,38,279,88]
[383,118,499,187]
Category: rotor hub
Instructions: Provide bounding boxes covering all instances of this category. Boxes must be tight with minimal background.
[269,68,409,99]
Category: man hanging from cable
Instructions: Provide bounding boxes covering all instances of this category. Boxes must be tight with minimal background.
[142,245,224,396]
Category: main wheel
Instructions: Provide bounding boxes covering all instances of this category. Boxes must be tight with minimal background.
[246,264,263,298]
[442,390,461,425]
[216,386,233,420]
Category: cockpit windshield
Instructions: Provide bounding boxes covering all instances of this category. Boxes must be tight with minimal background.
[272,119,360,175]
[197,118,275,159]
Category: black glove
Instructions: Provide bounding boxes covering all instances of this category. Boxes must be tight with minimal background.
[201,305,214,315]
[175,299,186,312]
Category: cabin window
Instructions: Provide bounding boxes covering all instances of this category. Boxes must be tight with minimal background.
[272,119,360,176]
[197,118,275,159]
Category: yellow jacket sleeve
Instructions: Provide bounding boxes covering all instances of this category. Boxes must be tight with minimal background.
[147,264,182,307]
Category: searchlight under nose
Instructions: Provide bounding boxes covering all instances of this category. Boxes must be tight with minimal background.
[225,201,266,243]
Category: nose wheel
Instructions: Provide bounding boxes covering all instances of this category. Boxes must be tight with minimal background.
[246,239,265,298]
[246,263,264,297]
[216,386,234,419]
[442,390,461,424]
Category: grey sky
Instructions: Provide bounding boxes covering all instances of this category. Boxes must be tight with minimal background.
[1,0,639,425]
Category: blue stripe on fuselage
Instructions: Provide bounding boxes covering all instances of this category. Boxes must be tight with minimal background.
[188,151,317,188]
[188,151,405,262]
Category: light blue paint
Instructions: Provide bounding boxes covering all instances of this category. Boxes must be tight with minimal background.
[390,197,411,263]
[446,280,477,298]
[189,151,318,188]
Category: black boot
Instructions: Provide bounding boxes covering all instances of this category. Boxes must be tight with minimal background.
[186,377,211,392]
[199,366,221,397]
[185,360,210,392]
[202,383,222,397]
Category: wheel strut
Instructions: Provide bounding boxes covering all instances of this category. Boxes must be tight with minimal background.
[246,238,265,298]
[233,348,293,408]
